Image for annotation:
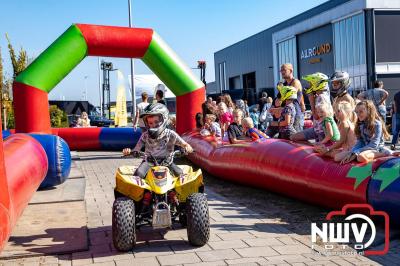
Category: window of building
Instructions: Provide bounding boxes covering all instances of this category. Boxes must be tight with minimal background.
[333,12,367,92]
[229,75,241,90]
[218,62,226,92]
[277,37,297,80]
[242,72,257,104]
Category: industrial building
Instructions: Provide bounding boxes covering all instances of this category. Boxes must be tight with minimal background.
[207,0,400,105]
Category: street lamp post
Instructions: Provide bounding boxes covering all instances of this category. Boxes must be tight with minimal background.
[101,61,118,119]
[128,0,136,122]
[1,92,7,130]
[84,75,88,101]
[98,57,102,115]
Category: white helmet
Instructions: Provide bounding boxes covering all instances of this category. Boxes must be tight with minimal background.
[140,103,169,138]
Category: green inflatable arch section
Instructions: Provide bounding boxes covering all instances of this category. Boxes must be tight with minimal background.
[16,24,204,97]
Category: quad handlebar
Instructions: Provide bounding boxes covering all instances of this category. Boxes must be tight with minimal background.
[123,149,190,166]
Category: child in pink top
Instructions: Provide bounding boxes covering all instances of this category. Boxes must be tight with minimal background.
[218,102,233,139]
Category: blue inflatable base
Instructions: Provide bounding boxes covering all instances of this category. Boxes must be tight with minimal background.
[99,127,142,150]
[30,134,72,189]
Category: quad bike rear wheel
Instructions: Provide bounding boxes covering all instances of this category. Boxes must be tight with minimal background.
[186,193,210,246]
[112,197,136,251]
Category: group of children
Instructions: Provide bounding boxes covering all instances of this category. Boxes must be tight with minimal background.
[199,71,400,164]
[199,93,269,143]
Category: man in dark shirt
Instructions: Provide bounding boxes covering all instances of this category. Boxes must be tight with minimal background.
[258,92,268,110]
[156,89,166,105]
[391,91,400,150]
[228,109,249,144]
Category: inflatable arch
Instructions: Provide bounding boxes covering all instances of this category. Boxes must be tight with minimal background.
[13,24,205,134]
[1,24,205,252]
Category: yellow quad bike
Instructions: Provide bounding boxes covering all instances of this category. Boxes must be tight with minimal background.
[112,150,210,251]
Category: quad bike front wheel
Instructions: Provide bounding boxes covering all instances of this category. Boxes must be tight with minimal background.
[186,193,210,246]
[112,197,136,251]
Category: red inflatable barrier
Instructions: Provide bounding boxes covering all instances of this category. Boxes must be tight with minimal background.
[0,127,10,251]
[0,134,48,251]
[53,127,102,150]
[183,131,387,209]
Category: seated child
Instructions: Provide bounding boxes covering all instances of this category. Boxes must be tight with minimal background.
[269,86,297,140]
[315,101,356,161]
[314,102,340,147]
[242,117,269,142]
[204,114,222,137]
[195,112,203,129]
[260,97,273,131]
[122,103,193,178]
[236,99,249,117]
[249,105,260,129]
[227,109,249,144]
[290,72,331,142]
[265,97,282,138]
[341,100,399,164]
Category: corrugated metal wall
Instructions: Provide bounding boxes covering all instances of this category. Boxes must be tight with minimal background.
[214,31,273,92]
[212,0,353,95]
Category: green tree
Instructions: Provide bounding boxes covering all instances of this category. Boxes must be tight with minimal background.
[0,48,3,90]
[49,105,68,128]
[3,34,29,129]
[0,47,14,129]
[0,47,4,129]
[6,33,27,79]
[6,107,14,129]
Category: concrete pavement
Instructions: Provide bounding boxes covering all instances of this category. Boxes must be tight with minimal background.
[0,151,396,265]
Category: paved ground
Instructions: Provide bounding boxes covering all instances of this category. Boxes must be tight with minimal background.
[1,151,399,265]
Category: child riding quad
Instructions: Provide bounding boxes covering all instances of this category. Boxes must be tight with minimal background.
[113,103,210,251]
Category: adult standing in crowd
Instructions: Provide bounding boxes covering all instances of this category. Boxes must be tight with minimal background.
[391,90,400,150]
[280,63,305,132]
[133,92,150,132]
[258,92,268,110]
[330,71,355,112]
[155,89,166,105]
[357,80,388,123]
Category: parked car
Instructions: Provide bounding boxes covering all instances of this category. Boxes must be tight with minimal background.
[89,115,115,127]
[68,114,80,127]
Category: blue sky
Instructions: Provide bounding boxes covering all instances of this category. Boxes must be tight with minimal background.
[0,0,326,106]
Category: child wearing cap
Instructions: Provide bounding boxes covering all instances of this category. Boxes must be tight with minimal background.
[269,86,298,140]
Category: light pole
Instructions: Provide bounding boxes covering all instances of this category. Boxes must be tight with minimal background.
[128,0,136,121]
[98,57,102,115]
[101,61,118,119]
[1,92,8,130]
[84,75,88,101]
